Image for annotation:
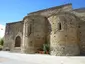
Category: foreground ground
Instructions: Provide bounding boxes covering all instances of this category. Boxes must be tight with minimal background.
[0,51,85,64]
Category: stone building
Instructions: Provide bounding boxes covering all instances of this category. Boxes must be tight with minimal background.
[3,3,85,56]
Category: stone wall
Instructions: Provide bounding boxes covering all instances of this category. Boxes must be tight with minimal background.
[78,21,85,54]
[72,8,85,55]
[3,21,23,52]
[48,13,80,56]
[22,15,48,53]
[72,9,85,21]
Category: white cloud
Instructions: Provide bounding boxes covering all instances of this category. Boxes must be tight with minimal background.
[0,24,5,38]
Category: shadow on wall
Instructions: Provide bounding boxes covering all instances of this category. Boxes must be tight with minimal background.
[35,17,52,54]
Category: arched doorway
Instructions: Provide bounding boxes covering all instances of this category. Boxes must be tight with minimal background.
[15,36,21,47]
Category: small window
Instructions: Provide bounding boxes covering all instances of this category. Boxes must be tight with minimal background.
[78,26,80,28]
[25,22,28,36]
[58,23,61,30]
[28,24,31,36]
[25,23,31,36]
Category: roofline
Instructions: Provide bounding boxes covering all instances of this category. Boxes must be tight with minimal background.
[28,3,72,15]
[6,21,23,25]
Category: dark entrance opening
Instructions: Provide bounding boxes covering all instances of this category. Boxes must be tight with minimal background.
[15,36,21,47]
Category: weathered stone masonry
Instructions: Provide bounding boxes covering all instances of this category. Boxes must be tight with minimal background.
[3,3,85,56]
[3,21,23,52]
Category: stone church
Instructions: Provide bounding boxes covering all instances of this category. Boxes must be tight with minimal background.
[3,3,85,56]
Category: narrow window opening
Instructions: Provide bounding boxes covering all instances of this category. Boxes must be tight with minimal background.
[78,26,80,28]
[28,24,31,36]
[25,22,28,36]
[25,22,31,36]
[58,23,61,30]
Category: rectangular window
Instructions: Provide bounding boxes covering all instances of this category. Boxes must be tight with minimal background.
[25,22,28,36]
[25,23,31,37]
[28,24,31,36]
[58,23,61,30]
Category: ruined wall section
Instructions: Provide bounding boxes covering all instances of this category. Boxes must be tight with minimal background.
[28,4,72,17]
[48,13,80,56]
[3,21,23,52]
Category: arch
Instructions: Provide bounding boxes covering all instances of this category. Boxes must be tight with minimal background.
[15,36,21,47]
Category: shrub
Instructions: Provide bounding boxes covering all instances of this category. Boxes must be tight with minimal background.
[0,38,4,46]
[43,43,50,54]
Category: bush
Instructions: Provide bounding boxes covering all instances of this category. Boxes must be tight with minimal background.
[43,43,50,54]
[0,38,4,46]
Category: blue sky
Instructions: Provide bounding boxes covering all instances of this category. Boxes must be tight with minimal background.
[0,0,85,25]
